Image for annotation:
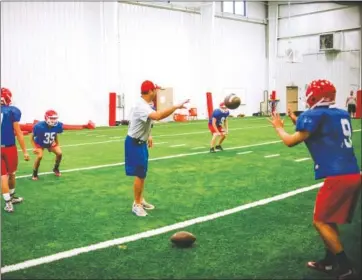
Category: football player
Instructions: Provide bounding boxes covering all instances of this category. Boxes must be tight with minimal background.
[208,102,230,153]
[30,110,64,180]
[269,79,361,279]
[1,87,30,212]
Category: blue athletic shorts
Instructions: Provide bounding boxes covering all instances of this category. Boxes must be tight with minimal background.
[124,135,149,179]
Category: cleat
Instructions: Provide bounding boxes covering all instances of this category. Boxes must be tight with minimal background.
[210,148,216,153]
[132,203,148,217]
[11,195,24,204]
[307,260,335,273]
[4,201,14,213]
[32,170,39,180]
[336,267,356,280]
[215,145,223,151]
[142,200,155,210]
[53,168,61,177]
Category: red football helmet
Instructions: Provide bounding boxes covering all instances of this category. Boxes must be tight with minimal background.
[305,79,336,109]
[219,102,228,112]
[45,110,59,126]
[1,87,12,106]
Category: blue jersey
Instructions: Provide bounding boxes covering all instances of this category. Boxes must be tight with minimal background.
[1,105,21,146]
[33,121,64,148]
[296,107,360,180]
[209,109,230,126]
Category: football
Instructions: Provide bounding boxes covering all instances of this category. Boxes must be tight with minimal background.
[224,93,241,110]
[170,231,196,248]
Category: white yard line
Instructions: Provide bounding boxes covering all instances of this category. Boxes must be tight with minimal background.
[294,158,311,162]
[153,142,168,145]
[16,140,282,179]
[237,151,253,155]
[170,144,186,148]
[19,124,277,152]
[264,154,280,158]
[191,147,205,150]
[152,125,274,138]
[19,140,122,151]
[0,182,323,274]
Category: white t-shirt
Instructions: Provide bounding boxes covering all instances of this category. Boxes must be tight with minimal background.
[127,97,155,141]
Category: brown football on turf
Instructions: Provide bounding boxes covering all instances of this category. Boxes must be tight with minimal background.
[170,231,196,248]
[224,93,241,110]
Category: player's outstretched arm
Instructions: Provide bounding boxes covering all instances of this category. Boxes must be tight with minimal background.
[148,99,190,121]
[268,112,310,147]
[276,130,310,147]
[13,122,29,161]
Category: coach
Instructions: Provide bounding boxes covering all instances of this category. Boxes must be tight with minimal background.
[125,80,189,217]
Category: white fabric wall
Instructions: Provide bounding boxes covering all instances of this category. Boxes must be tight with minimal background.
[117,3,267,119]
[1,2,267,125]
[1,2,112,125]
[117,4,203,119]
[268,2,361,112]
[211,18,267,116]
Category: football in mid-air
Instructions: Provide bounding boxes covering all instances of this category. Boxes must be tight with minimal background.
[224,93,241,110]
[170,231,196,248]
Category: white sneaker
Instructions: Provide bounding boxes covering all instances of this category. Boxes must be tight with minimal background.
[11,195,24,204]
[4,202,14,213]
[132,203,148,217]
[141,199,155,210]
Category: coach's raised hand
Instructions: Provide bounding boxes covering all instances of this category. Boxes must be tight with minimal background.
[175,99,190,109]
[149,99,190,121]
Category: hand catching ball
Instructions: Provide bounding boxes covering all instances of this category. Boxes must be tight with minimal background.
[224,93,241,110]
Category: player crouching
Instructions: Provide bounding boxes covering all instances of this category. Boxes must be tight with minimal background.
[208,102,230,153]
[30,110,64,180]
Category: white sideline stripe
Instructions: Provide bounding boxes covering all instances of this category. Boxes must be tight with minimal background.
[19,140,122,151]
[70,118,266,132]
[95,135,107,138]
[153,142,168,145]
[170,144,186,147]
[237,151,253,155]
[265,154,280,158]
[191,147,205,150]
[16,140,282,179]
[295,158,310,162]
[18,124,276,152]
[0,182,323,274]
